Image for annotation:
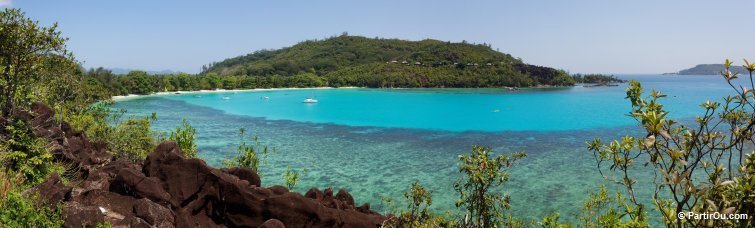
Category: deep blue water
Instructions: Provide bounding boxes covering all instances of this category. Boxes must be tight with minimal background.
[112,74,739,223]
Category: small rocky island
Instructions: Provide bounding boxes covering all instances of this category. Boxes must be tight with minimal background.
[677,64,749,75]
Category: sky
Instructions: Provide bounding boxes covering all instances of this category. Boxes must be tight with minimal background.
[4,0,755,74]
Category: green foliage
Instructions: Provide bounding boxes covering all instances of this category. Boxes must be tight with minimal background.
[169,118,197,159]
[571,73,626,84]
[0,170,64,227]
[0,8,72,113]
[83,36,575,96]
[0,191,64,227]
[382,181,458,228]
[540,212,572,228]
[204,35,522,77]
[224,128,274,177]
[283,165,304,190]
[106,115,156,162]
[577,185,648,227]
[0,119,53,184]
[66,105,157,162]
[95,222,113,228]
[454,145,526,227]
[587,59,755,227]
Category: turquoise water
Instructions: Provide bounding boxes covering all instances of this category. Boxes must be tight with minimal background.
[112,75,739,223]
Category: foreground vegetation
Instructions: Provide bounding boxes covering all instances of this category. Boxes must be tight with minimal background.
[2,7,753,227]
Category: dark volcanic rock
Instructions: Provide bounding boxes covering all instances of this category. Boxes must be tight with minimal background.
[27,103,386,227]
[258,219,286,228]
[144,141,386,227]
[222,167,262,187]
[35,172,72,205]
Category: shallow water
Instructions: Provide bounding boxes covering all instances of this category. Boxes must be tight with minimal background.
[112,74,739,223]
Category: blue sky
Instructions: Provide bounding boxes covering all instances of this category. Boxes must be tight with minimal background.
[4,0,754,74]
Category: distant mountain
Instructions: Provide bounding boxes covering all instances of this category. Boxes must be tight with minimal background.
[201,35,576,87]
[109,68,180,75]
[677,64,749,75]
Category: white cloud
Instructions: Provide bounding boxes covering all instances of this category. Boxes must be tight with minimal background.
[0,0,11,7]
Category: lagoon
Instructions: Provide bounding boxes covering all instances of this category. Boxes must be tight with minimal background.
[112,75,734,223]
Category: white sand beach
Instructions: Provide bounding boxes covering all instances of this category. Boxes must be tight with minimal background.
[110,87,360,101]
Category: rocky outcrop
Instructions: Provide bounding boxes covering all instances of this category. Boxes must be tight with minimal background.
[24,103,386,227]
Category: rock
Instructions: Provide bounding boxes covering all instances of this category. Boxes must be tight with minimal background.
[357,203,373,214]
[133,198,174,227]
[144,141,386,227]
[305,188,323,201]
[62,201,106,228]
[35,172,71,205]
[111,168,171,203]
[268,185,289,195]
[222,167,261,187]
[258,219,286,228]
[27,104,386,227]
[335,189,356,208]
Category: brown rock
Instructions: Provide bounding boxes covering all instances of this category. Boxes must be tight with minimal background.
[133,198,174,227]
[111,168,171,203]
[222,167,262,187]
[36,172,71,205]
[258,219,286,228]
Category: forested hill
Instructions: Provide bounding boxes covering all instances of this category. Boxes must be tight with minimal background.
[678,64,749,75]
[201,35,575,87]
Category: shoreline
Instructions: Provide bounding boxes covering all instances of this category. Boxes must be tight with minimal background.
[110,83,618,102]
[110,87,360,101]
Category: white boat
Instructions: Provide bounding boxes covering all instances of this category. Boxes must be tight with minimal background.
[303,98,318,103]
[261,96,270,99]
[221,96,231,100]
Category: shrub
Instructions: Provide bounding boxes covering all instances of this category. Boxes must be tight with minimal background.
[0,169,64,227]
[382,181,457,228]
[0,119,54,184]
[67,105,157,162]
[224,128,274,177]
[108,116,156,162]
[454,145,526,227]
[587,59,755,227]
[169,118,197,158]
[283,165,304,191]
[0,191,64,227]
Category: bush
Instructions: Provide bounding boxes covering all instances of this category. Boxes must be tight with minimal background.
[454,145,526,227]
[382,181,457,228]
[224,128,274,176]
[108,116,156,162]
[283,165,303,191]
[0,170,64,227]
[0,191,64,227]
[587,59,755,227]
[169,118,197,158]
[67,106,157,162]
[0,119,54,184]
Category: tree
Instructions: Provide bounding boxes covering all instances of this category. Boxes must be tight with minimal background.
[588,59,755,227]
[42,54,83,125]
[0,8,71,114]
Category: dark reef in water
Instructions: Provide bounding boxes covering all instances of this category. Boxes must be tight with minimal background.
[18,103,385,227]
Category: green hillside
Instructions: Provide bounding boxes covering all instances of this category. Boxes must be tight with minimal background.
[678,64,749,75]
[202,35,574,87]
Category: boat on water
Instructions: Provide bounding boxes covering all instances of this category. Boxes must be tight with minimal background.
[303,98,318,103]
[261,96,270,100]
[222,96,231,100]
